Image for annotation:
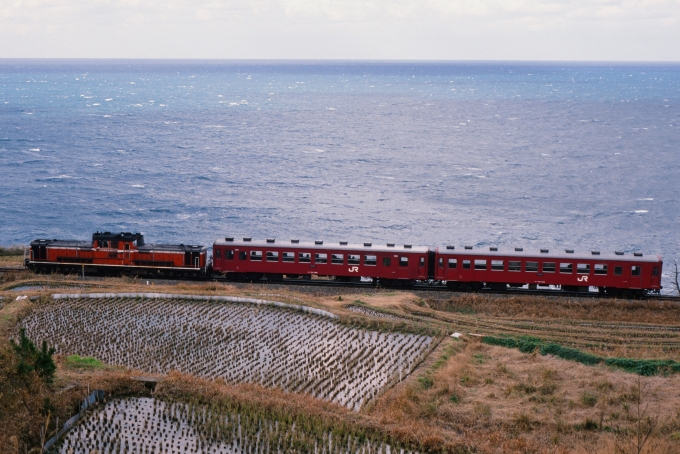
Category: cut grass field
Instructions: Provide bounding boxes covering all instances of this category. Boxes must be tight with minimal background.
[1,277,680,453]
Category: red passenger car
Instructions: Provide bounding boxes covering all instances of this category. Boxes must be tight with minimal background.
[434,246,662,296]
[26,232,209,277]
[212,237,429,285]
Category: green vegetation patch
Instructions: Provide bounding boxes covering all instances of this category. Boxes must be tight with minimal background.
[0,246,24,257]
[66,355,104,369]
[482,335,680,376]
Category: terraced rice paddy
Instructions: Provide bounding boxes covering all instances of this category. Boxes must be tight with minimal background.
[21,296,433,410]
[57,397,415,454]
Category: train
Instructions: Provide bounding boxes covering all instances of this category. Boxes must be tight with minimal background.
[25,232,663,297]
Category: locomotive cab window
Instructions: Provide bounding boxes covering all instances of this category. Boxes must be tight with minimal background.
[215,250,221,259]
[526,262,538,272]
[577,263,590,274]
[251,251,263,261]
[462,260,471,269]
[315,253,328,264]
[399,257,409,267]
[542,262,556,273]
[282,252,295,263]
[438,257,443,268]
[332,254,344,265]
[508,261,521,272]
[348,254,360,265]
[614,266,623,276]
[653,267,659,276]
[266,251,279,262]
[298,252,311,263]
[448,258,457,268]
[631,266,641,276]
[383,257,392,267]
[474,260,487,270]
[419,257,425,267]
[491,260,504,271]
[239,251,247,260]
[364,255,377,266]
[594,264,608,275]
[560,263,573,274]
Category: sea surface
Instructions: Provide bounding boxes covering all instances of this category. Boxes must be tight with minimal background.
[1,60,679,287]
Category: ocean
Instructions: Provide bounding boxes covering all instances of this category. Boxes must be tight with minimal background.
[1,60,679,287]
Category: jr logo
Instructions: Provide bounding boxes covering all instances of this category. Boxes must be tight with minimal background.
[349,266,359,273]
[577,276,589,282]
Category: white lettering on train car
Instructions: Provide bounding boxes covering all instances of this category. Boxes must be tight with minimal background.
[577,276,588,282]
[349,266,359,273]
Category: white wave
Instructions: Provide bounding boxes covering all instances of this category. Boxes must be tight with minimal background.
[326,107,336,110]
[131,184,145,188]
[105,98,113,101]
[634,210,648,214]
[29,148,40,152]
[375,176,394,180]
[92,103,100,106]
[638,198,653,201]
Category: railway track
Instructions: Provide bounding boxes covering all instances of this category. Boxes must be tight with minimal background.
[2,265,679,302]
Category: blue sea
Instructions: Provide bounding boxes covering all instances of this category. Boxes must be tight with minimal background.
[1,60,679,287]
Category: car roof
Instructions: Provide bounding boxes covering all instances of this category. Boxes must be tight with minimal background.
[435,246,661,263]
[214,238,429,254]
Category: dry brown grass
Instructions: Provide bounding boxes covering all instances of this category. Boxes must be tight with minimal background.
[430,293,680,325]
[369,337,680,453]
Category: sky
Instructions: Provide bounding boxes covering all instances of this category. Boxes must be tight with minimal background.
[0,0,679,61]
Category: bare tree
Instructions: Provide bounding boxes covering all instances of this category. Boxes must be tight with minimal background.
[615,377,659,454]
[673,260,680,296]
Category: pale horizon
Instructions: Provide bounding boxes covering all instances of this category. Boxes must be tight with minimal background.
[1,0,679,61]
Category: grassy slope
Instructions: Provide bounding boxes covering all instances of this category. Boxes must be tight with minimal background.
[1,279,680,453]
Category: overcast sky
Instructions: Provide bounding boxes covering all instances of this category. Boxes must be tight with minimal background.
[1,0,679,61]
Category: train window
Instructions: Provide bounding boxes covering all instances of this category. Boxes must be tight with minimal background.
[282,252,295,263]
[266,251,279,262]
[491,260,504,271]
[315,253,328,264]
[420,257,425,266]
[348,254,360,265]
[225,250,234,260]
[594,264,608,275]
[542,262,556,273]
[239,251,247,260]
[474,260,487,270]
[383,257,392,266]
[399,257,409,267]
[508,261,521,272]
[560,263,573,273]
[100,240,109,248]
[365,255,377,266]
[298,252,311,263]
[653,267,659,276]
[251,251,263,261]
[631,266,641,276]
[526,262,538,272]
[332,254,344,265]
[215,250,221,259]
[577,263,590,274]
[448,258,457,268]
[111,241,119,249]
[438,257,443,268]
[614,266,623,276]
[462,260,471,269]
